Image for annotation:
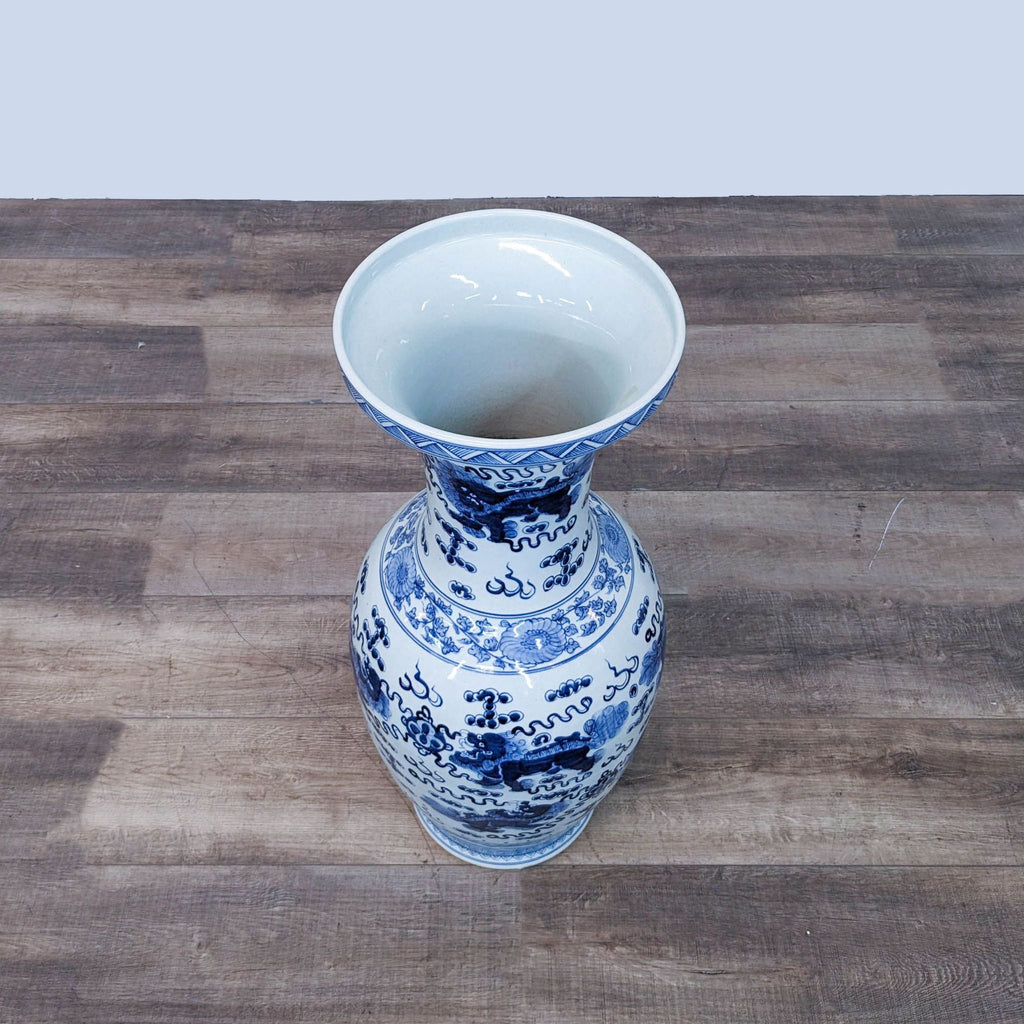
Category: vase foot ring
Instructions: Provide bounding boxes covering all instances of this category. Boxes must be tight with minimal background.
[414,808,594,869]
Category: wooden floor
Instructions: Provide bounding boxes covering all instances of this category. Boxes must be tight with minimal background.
[2,196,1023,1023]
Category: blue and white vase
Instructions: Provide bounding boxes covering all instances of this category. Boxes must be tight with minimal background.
[333,209,685,868]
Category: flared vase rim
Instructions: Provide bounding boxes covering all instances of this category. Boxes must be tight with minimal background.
[333,207,685,466]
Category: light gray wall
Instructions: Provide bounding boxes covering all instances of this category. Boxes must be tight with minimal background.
[3,0,1020,198]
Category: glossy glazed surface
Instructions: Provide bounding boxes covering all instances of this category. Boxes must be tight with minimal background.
[334,209,685,866]
[334,209,685,458]
[352,480,665,866]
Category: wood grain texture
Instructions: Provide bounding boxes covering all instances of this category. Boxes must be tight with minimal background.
[883,195,1024,254]
[2,322,964,406]
[0,493,164,600]
[0,325,207,402]
[6,255,1024,327]
[3,197,1024,1024]
[613,490,1024,598]
[664,590,1024,718]
[0,864,521,1024]
[4,490,1019,601]
[0,200,237,258]
[675,323,953,401]
[593,401,1024,492]
[18,716,1015,867]
[661,255,1024,324]
[928,320,1024,398]
[129,490,1024,598]
[2,864,1020,1024]
[229,196,899,258]
[0,719,124,861]
[3,591,1022,720]
[202,326,352,403]
[521,866,1024,1024]
[4,400,1022,493]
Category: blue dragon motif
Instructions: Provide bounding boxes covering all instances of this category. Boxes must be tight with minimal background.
[426,455,592,545]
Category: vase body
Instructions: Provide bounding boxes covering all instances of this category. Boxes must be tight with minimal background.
[334,209,684,867]
[351,453,665,866]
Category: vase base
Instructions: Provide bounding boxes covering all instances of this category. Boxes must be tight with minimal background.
[414,808,594,869]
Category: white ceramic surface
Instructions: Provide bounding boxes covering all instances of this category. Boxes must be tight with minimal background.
[334,209,685,867]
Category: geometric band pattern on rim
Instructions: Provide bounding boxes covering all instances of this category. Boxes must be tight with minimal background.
[345,374,677,467]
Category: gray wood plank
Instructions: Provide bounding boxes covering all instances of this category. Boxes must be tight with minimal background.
[4,864,1020,1024]
[0,597,354,720]
[115,490,1024,599]
[8,318,1021,408]
[4,488,1022,602]
[614,489,1024,598]
[3,590,1022,720]
[0,200,237,258]
[674,323,951,401]
[574,717,1024,866]
[662,255,1024,324]
[3,196,1024,1024]
[0,403,416,492]
[522,866,1024,1024]
[884,195,1024,254]
[51,717,434,866]
[0,257,350,327]
[4,400,1021,492]
[142,491,392,598]
[0,324,349,406]
[5,716,1020,866]
[0,864,520,1024]
[663,589,1024,718]
[202,326,351,403]
[0,494,165,600]
[0,719,123,861]
[232,195,898,257]
[594,400,1024,492]
[0,259,226,326]
[203,321,953,404]
[928,320,1024,398]
[0,322,962,405]
[6,254,1024,326]
[0,325,206,402]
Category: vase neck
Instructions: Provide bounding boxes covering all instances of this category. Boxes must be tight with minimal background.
[418,454,597,614]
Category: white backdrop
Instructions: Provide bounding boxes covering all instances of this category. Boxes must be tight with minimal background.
[3,0,1021,199]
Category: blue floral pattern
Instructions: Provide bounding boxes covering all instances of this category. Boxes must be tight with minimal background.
[377,494,632,673]
[497,617,567,666]
[350,459,665,866]
[598,507,631,566]
[384,544,417,601]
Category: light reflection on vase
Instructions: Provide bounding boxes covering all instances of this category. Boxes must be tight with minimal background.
[334,209,685,867]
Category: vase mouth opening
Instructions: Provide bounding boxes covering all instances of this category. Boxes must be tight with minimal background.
[333,209,685,453]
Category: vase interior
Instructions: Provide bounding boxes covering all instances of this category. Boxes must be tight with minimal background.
[336,210,682,442]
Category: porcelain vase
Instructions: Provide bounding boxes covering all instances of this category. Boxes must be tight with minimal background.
[333,209,685,867]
